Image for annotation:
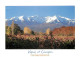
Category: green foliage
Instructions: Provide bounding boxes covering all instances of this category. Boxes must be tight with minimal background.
[31,31,35,35]
[53,39,75,49]
[43,39,52,49]
[14,24,22,35]
[6,26,12,35]
[6,36,75,49]
[6,37,39,49]
[6,24,23,35]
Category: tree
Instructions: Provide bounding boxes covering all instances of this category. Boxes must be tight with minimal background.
[24,27,32,34]
[52,26,75,36]
[6,26,12,35]
[11,21,14,35]
[6,26,9,32]
[14,24,22,35]
[11,23,22,35]
[31,31,35,35]
[39,32,43,35]
[46,28,51,35]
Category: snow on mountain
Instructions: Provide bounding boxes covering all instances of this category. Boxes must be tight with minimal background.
[57,16,75,25]
[45,16,62,23]
[6,15,75,26]
[10,17,15,20]
[6,15,75,32]
[59,16,70,20]
[18,16,24,22]
[5,19,8,22]
[27,15,45,23]
[45,16,57,23]
[27,17,31,21]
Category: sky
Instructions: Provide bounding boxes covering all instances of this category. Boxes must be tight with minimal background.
[6,6,75,19]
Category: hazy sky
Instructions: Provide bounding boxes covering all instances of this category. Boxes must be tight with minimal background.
[6,6,75,19]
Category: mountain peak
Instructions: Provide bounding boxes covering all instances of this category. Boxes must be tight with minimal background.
[45,16,57,23]
[6,15,75,25]
[10,17,15,20]
[18,16,24,22]
[6,15,75,32]
[59,16,71,20]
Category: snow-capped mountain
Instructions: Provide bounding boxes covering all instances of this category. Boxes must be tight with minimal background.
[6,15,75,24]
[6,15,75,32]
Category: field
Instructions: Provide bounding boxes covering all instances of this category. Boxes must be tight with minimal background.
[6,34,75,49]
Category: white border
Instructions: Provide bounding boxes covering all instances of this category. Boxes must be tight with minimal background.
[0,0,80,57]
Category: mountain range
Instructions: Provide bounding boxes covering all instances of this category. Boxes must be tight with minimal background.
[6,15,75,32]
